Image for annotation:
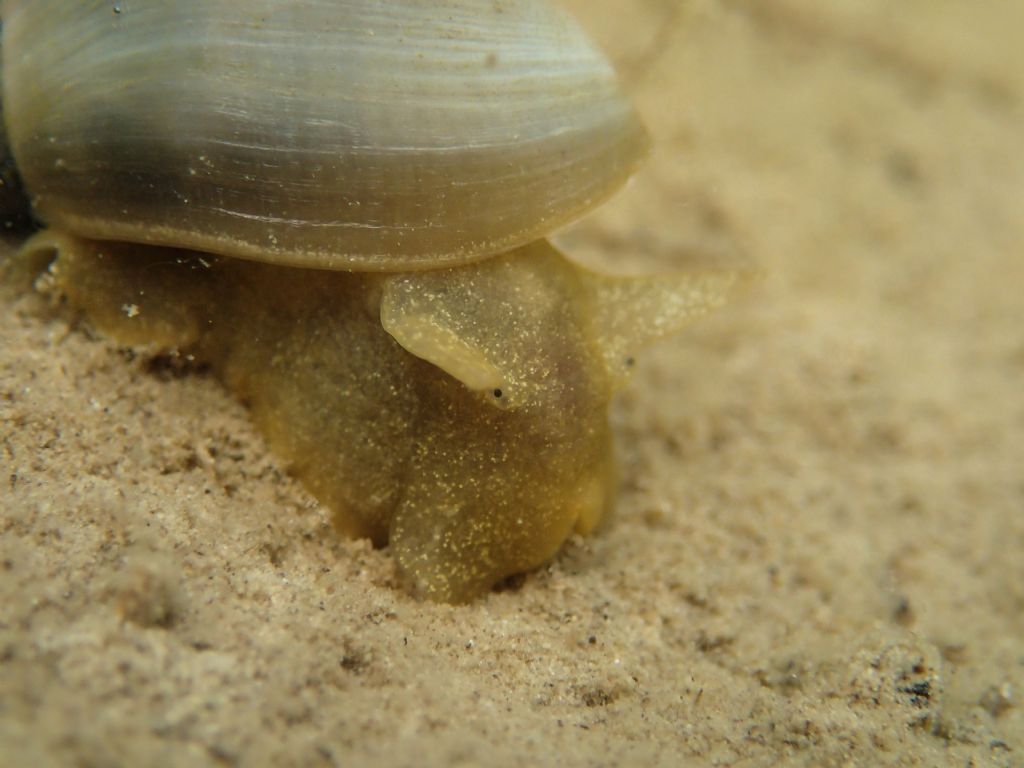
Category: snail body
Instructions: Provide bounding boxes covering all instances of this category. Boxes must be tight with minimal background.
[4,1,742,601]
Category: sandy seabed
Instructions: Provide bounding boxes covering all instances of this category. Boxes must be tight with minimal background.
[2,1,1022,766]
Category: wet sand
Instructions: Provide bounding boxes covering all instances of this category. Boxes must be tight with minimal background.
[2,1,1022,765]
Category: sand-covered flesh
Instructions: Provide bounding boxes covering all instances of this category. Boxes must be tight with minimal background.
[1,1,1022,765]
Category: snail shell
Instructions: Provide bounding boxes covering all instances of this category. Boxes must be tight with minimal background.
[2,0,648,270]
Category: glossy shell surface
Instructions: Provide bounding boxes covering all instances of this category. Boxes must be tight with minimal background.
[2,0,648,270]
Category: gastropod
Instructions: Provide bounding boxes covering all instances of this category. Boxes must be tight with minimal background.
[1,0,746,602]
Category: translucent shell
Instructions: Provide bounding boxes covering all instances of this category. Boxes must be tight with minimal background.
[2,0,648,270]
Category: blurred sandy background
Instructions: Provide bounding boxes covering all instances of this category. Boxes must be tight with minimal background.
[2,1,1022,765]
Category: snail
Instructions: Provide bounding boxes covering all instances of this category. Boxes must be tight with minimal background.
[2,0,745,602]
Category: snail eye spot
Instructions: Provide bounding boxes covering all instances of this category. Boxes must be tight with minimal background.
[492,388,503,399]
